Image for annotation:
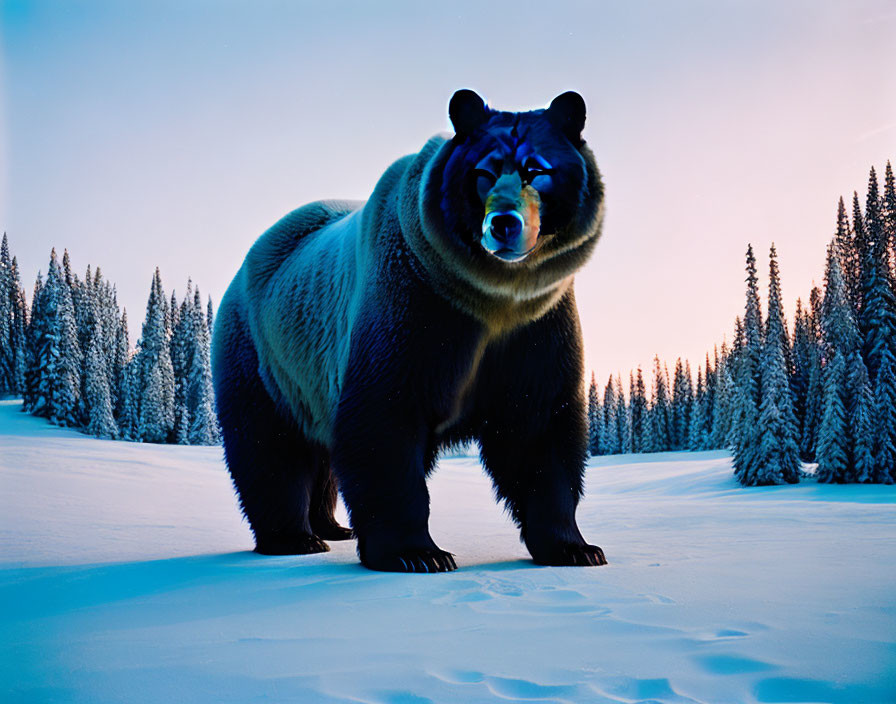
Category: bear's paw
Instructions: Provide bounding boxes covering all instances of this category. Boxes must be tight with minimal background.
[531,543,607,567]
[363,547,457,573]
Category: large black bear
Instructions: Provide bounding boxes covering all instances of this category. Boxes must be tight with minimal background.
[212,90,606,572]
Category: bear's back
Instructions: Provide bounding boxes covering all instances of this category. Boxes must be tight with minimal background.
[239,200,367,444]
[244,200,364,286]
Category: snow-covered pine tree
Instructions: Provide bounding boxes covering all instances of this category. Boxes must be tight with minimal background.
[701,351,716,448]
[790,299,811,454]
[630,367,648,453]
[859,168,896,483]
[22,272,44,411]
[670,358,692,450]
[587,372,600,455]
[688,367,706,450]
[170,281,193,444]
[113,308,130,419]
[136,268,175,443]
[847,351,875,483]
[816,349,849,483]
[10,258,28,396]
[817,242,861,483]
[834,197,859,317]
[793,298,823,461]
[852,192,869,321]
[207,296,215,336]
[116,356,139,440]
[83,319,118,439]
[27,250,82,425]
[601,375,619,455]
[188,285,220,445]
[732,245,763,486]
[711,345,737,449]
[170,290,179,332]
[647,356,671,452]
[74,264,98,426]
[883,161,895,278]
[874,349,896,483]
[614,375,630,454]
[0,234,13,395]
[752,244,801,485]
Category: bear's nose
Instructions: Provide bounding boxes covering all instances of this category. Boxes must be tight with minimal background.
[488,212,523,244]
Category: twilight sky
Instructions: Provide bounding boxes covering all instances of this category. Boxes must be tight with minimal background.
[2,0,894,385]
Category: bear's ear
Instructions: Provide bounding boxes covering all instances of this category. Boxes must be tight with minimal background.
[546,91,586,144]
[449,89,489,138]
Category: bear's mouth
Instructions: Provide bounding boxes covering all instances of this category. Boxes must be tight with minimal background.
[480,210,539,263]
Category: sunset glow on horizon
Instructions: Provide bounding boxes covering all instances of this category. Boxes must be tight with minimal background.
[2,0,894,387]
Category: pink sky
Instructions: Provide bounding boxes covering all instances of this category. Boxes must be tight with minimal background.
[2,1,894,386]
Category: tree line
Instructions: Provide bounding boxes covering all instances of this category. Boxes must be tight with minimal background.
[0,236,220,445]
[588,160,896,486]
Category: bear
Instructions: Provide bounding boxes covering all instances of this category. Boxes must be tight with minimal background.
[211,89,606,572]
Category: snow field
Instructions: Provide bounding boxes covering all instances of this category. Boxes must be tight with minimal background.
[1,400,895,703]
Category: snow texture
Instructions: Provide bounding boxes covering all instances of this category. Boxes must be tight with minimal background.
[1,399,894,703]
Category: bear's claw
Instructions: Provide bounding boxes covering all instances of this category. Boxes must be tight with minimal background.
[366,548,457,573]
[533,543,607,567]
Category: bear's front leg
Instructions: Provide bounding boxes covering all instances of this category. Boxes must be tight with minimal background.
[476,294,607,567]
[331,378,456,573]
[479,394,607,567]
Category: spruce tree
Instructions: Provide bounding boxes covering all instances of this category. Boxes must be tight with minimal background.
[671,358,692,450]
[614,375,630,454]
[816,350,849,483]
[688,368,706,450]
[587,372,600,455]
[83,320,119,439]
[114,308,130,419]
[117,357,140,440]
[136,268,175,443]
[601,375,619,455]
[834,197,860,316]
[647,356,671,452]
[752,245,801,485]
[711,353,736,449]
[817,243,861,482]
[0,234,12,395]
[874,350,896,483]
[10,258,27,395]
[27,250,81,425]
[859,169,896,482]
[847,351,875,483]
[23,272,44,411]
[187,286,220,444]
[170,282,193,444]
[630,367,647,453]
[883,161,895,277]
[207,296,215,335]
[733,245,763,485]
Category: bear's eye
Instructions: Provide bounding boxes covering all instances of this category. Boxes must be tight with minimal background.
[522,155,553,181]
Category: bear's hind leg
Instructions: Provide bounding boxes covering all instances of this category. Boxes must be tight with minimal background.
[225,403,329,556]
[309,452,353,541]
[212,295,329,556]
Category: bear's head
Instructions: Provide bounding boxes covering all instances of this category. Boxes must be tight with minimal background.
[446,89,591,264]
[402,90,605,331]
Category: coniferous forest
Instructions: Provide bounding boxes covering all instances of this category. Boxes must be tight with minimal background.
[2,163,893,472]
[589,161,896,486]
[0,238,220,445]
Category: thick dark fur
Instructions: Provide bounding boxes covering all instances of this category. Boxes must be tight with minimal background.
[212,91,606,572]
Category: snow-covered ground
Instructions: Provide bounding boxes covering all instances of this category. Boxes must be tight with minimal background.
[1,399,895,704]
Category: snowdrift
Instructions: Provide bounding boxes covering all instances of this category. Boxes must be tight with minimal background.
[1,400,894,703]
